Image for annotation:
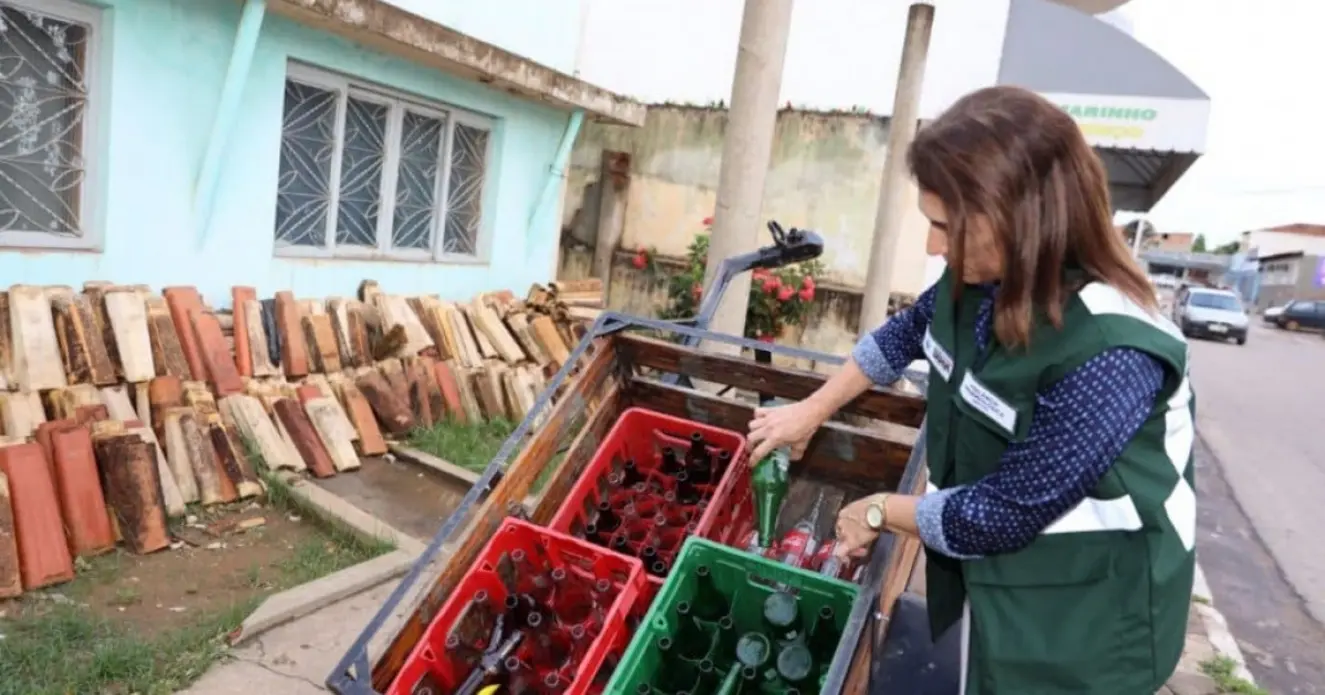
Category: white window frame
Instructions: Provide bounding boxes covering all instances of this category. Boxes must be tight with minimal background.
[0,0,106,250]
[274,62,496,264]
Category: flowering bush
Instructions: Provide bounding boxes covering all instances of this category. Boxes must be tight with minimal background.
[629,245,659,274]
[659,218,824,342]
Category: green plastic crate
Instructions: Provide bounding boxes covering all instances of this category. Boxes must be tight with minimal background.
[608,537,859,694]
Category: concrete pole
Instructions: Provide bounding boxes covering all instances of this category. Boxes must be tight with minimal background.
[702,0,796,348]
[858,3,936,332]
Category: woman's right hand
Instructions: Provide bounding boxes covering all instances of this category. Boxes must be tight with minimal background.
[748,399,830,461]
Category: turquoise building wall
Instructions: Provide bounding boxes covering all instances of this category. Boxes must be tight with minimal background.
[0,0,577,307]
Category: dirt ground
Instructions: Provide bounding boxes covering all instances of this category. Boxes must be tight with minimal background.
[0,497,390,695]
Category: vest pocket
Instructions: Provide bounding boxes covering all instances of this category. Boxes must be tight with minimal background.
[963,533,1139,693]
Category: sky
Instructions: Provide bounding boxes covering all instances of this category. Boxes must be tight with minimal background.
[1121,0,1325,244]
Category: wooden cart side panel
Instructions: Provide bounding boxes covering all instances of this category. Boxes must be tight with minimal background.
[530,385,623,525]
[616,335,926,428]
[370,340,622,691]
[843,469,931,694]
[627,378,914,488]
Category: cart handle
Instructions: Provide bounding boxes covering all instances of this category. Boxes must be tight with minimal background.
[687,220,824,341]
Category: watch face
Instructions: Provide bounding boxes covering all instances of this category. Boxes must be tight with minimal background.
[866,504,884,530]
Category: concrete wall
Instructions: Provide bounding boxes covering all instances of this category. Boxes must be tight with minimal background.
[562,106,932,292]
[558,106,935,358]
[1257,254,1325,311]
[0,0,573,307]
[1243,230,1325,259]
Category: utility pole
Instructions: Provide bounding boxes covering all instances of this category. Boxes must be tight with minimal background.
[858,3,936,332]
[702,0,795,350]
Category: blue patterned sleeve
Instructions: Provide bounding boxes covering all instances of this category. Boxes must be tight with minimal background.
[850,284,938,386]
[915,347,1166,559]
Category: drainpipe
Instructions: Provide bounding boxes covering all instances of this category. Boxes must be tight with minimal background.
[194,0,267,247]
[528,109,585,249]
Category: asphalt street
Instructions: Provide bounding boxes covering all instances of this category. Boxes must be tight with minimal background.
[1190,321,1325,693]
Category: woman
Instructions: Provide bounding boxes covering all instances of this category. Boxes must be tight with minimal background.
[748,86,1195,694]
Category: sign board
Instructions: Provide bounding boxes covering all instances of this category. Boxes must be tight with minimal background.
[1039,92,1211,153]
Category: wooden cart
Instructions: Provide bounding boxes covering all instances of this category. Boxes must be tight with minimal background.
[327,310,932,695]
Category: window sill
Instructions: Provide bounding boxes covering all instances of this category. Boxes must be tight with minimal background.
[274,247,489,266]
[0,239,103,254]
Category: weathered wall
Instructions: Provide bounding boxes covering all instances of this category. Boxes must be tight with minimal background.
[563,106,933,291]
[558,105,934,357]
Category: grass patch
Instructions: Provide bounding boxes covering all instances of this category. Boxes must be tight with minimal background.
[0,474,393,695]
[408,418,572,496]
[408,418,517,473]
[0,599,258,695]
[1200,655,1267,695]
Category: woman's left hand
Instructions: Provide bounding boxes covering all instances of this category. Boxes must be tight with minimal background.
[833,492,888,559]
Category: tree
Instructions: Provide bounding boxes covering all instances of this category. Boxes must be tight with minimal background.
[1121,220,1160,251]
[1213,240,1240,255]
[1191,234,1207,252]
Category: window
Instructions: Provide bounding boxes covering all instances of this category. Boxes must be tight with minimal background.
[0,0,101,248]
[274,64,494,261]
[1188,292,1242,312]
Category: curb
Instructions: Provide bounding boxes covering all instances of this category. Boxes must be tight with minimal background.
[1192,561,1256,685]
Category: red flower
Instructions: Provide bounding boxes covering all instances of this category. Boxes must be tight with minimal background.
[752,268,769,281]
[777,286,795,302]
[702,216,714,227]
[799,286,816,302]
[762,279,780,294]
[802,275,816,289]
[757,334,776,343]
[691,282,703,299]
[631,252,647,270]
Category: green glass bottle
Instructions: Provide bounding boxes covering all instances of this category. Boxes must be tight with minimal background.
[761,591,803,644]
[655,636,698,693]
[808,604,840,663]
[714,615,738,661]
[776,642,816,688]
[750,447,790,548]
[693,659,720,692]
[714,664,761,695]
[674,601,710,661]
[691,564,728,621]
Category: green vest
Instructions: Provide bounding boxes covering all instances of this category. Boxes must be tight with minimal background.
[922,270,1196,694]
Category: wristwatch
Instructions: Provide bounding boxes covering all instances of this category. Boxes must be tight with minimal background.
[865,494,889,531]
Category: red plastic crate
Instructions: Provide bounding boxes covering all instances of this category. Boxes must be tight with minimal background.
[387,518,646,695]
[701,454,854,579]
[582,574,660,693]
[548,407,748,588]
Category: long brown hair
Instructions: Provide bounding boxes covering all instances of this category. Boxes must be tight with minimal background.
[907,86,1156,349]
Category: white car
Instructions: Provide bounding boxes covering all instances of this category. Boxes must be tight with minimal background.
[1174,288,1249,345]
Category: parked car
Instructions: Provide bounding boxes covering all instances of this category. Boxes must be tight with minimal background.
[1264,299,1325,331]
[1175,288,1249,345]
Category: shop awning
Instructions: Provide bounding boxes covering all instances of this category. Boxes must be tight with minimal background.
[997,0,1210,212]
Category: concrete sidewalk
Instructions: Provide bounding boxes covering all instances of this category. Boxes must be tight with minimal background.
[178,581,397,695]
[177,578,1247,694]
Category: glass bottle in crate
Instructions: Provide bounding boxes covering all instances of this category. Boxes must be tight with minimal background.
[690,564,728,621]
[761,591,803,644]
[808,605,841,664]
